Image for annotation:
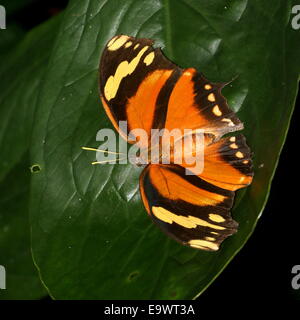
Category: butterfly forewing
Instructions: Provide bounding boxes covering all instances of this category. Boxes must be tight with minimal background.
[100,35,176,144]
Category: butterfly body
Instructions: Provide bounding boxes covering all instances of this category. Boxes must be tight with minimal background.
[99,35,253,251]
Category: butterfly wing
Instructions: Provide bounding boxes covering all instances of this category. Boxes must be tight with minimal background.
[200,134,253,191]
[140,164,237,251]
[99,35,242,145]
[99,35,177,145]
[180,133,253,191]
[140,132,253,250]
[161,67,244,140]
[99,35,254,250]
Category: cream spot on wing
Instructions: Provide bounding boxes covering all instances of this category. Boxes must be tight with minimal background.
[205,237,216,241]
[188,215,225,229]
[104,46,149,101]
[143,51,155,66]
[211,232,218,235]
[188,239,219,251]
[230,143,238,149]
[229,136,236,142]
[222,118,235,126]
[152,207,225,230]
[239,176,246,183]
[107,36,118,47]
[107,35,130,51]
[205,84,212,90]
[134,44,140,50]
[209,214,225,223]
[208,93,216,102]
[125,41,133,48]
[236,151,244,158]
[243,160,249,164]
[212,105,222,116]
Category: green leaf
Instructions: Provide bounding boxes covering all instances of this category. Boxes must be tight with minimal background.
[30,0,299,299]
[0,14,62,182]
[0,157,47,299]
[0,24,25,57]
[0,14,62,299]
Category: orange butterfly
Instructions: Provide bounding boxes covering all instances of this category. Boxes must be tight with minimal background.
[98,35,253,251]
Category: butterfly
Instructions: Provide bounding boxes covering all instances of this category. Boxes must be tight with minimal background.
[97,35,253,251]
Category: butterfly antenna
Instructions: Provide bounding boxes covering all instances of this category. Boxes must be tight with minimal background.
[220,73,240,88]
[81,146,125,155]
[91,157,126,165]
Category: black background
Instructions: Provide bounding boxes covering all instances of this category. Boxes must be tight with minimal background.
[201,90,300,303]
[5,0,300,303]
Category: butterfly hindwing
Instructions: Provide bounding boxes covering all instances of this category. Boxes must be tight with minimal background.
[201,134,253,191]
[181,133,254,191]
[140,164,238,251]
